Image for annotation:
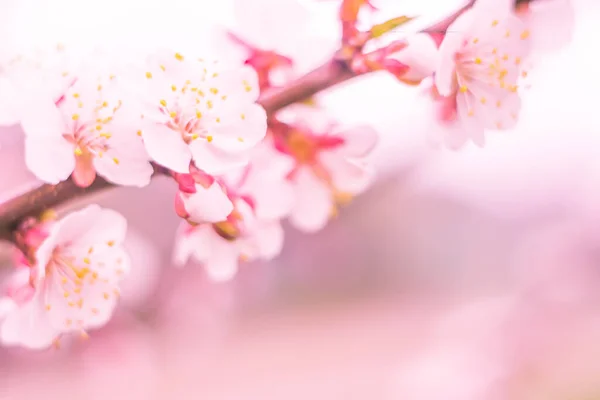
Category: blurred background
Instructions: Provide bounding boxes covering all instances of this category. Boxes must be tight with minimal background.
[1,0,600,398]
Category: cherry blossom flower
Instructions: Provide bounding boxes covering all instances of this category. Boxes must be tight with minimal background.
[21,70,154,187]
[274,106,377,232]
[433,2,532,147]
[0,45,77,126]
[174,142,294,280]
[132,51,267,175]
[0,205,130,349]
[174,202,283,282]
[218,0,338,89]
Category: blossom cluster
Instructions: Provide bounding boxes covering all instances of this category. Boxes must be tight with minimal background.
[0,0,572,349]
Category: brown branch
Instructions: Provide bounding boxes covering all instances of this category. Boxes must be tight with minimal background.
[0,0,531,244]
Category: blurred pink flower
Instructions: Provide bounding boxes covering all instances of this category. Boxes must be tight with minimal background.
[174,144,293,280]
[133,51,267,174]
[174,199,283,281]
[434,2,531,147]
[21,72,153,187]
[275,106,378,232]
[0,205,130,349]
[221,0,338,86]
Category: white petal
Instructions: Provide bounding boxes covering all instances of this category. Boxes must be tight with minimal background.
[254,221,285,260]
[172,223,205,266]
[53,205,127,249]
[203,237,240,282]
[19,95,65,137]
[189,140,249,175]
[320,153,374,194]
[94,134,153,187]
[338,125,378,157]
[0,292,59,349]
[24,136,76,184]
[142,123,191,173]
[249,177,295,221]
[289,167,333,233]
[390,33,439,83]
[207,103,267,153]
[182,182,234,224]
[436,11,475,96]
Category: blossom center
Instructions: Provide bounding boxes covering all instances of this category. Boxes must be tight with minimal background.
[286,130,318,164]
[212,209,245,241]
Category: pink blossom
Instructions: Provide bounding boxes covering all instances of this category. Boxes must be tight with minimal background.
[174,143,294,280]
[0,205,130,349]
[20,71,153,187]
[0,45,76,126]
[222,0,337,87]
[434,3,531,147]
[378,33,439,85]
[274,106,377,232]
[174,200,284,282]
[133,51,267,175]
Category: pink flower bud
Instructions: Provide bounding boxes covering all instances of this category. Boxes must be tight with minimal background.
[175,173,197,194]
[189,164,216,189]
[384,34,438,85]
[382,58,410,80]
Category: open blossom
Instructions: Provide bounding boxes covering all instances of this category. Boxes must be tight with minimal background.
[434,2,532,147]
[174,202,284,282]
[174,143,294,280]
[274,106,377,232]
[0,45,76,126]
[133,51,267,175]
[219,0,338,89]
[20,70,153,187]
[0,205,130,349]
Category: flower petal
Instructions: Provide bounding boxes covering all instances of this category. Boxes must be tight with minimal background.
[338,125,378,157]
[172,223,208,266]
[390,33,439,83]
[19,95,65,138]
[141,123,191,173]
[320,153,374,194]
[202,236,240,282]
[24,136,76,184]
[0,291,59,349]
[94,136,153,187]
[189,140,249,175]
[436,10,475,96]
[206,103,267,153]
[181,182,234,224]
[289,167,333,233]
[52,205,128,249]
[254,221,285,260]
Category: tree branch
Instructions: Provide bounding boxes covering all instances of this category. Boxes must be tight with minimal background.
[0,0,532,244]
